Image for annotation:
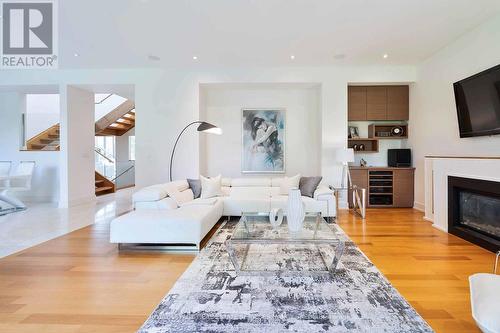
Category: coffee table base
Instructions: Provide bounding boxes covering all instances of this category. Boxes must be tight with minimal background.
[225,239,345,276]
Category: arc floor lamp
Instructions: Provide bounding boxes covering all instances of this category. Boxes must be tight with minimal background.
[169,121,222,181]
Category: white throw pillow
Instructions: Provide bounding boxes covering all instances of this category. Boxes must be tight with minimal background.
[200,174,222,199]
[165,184,194,206]
[280,174,301,195]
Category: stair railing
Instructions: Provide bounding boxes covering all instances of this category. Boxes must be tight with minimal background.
[94,147,115,163]
[94,94,113,104]
[112,164,135,182]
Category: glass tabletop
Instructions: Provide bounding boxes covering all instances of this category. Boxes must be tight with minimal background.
[232,212,339,241]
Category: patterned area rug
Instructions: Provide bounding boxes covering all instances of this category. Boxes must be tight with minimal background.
[138,221,434,333]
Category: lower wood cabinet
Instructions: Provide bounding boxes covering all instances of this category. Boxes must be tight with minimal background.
[348,167,414,208]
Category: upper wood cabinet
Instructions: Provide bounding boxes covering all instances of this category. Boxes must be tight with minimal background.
[366,86,387,120]
[348,85,409,121]
[387,86,409,120]
[347,86,367,120]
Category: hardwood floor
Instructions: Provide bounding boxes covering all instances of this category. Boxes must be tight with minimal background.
[337,209,494,333]
[0,208,495,332]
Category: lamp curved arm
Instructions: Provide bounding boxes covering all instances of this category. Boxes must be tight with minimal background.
[169,121,204,181]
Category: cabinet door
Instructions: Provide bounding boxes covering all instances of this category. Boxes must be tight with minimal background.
[366,86,387,120]
[348,86,367,121]
[348,169,368,208]
[387,86,409,120]
[393,169,414,207]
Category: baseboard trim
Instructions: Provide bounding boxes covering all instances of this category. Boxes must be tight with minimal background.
[117,243,200,253]
[413,201,425,212]
[431,223,447,233]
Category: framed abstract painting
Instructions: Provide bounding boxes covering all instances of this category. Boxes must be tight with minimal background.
[241,108,285,173]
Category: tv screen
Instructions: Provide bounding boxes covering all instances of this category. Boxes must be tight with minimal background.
[453,64,500,138]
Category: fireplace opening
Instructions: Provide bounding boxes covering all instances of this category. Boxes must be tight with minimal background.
[448,176,500,252]
[459,191,500,238]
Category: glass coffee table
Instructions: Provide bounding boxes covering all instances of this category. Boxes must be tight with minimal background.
[225,212,345,276]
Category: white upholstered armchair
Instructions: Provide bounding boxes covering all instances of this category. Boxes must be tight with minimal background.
[469,251,500,333]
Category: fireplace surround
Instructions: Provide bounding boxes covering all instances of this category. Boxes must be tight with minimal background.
[448,176,500,252]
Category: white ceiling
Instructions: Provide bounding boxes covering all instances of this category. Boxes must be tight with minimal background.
[59,0,500,69]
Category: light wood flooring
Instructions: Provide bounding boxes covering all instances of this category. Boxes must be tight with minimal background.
[0,208,495,333]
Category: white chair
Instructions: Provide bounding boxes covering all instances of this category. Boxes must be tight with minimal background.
[469,251,500,333]
[0,161,35,215]
[0,161,12,210]
[0,161,11,177]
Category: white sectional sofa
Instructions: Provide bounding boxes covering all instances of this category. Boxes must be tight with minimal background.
[110,177,335,249]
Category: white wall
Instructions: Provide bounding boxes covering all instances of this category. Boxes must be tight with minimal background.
[200,83,321,178]
[115,128,135,189]
[25,94,60,140]
[59,86,96,207]
[0,66,416,205]
[409,14,500,209]
[0,92,59,202]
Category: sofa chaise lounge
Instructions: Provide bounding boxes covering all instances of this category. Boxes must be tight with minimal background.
[110,177,336,249]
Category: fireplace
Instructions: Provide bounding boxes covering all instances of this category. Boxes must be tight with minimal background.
[448,176,500,252]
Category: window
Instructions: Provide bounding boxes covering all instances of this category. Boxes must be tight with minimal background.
[129,136,135,161]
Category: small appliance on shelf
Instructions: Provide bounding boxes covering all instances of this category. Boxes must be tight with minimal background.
[388,149,412,167]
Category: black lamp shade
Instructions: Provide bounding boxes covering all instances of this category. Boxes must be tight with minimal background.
[197,122,222,135]
[197,122,216,131]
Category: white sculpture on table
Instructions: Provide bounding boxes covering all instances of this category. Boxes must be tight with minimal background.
[269,208,284,229]
[286,188,305,235]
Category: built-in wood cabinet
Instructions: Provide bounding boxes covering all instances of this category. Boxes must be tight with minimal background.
[348,168,369,207]
[387,86,409,120]
[348,86,367,120]
[348,167,414,208]
[392,169,414,207]
[366,86,387,120]
[348,85,409,121]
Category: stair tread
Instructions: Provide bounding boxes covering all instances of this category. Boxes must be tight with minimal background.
[95,180,104,184]
[95,186,113,192]
[116,118,133,125]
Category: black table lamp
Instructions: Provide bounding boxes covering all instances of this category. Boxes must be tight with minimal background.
[169,121,222,181]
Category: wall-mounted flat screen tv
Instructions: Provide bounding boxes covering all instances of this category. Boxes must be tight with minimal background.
[453,64,500,138]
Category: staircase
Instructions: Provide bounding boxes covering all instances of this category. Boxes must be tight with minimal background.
[26,96,135,196]
[95,100,135,136]
[26,124,60,151]
[95,171,115,196]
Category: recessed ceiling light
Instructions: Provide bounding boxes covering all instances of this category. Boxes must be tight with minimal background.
[192,56,198,60]
[290,55,295,60]
[383,54,388,59]
[73,53,79,57]
[147,54,160,61]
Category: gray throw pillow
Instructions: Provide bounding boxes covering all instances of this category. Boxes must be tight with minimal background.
[187,178,201,199]
[299,176,323,198]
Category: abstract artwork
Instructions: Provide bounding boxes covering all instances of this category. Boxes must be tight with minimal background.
[242,109,285,173]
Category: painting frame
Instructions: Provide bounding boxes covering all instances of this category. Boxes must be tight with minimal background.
[241,108,286,174]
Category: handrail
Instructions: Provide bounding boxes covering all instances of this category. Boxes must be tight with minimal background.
[95,94,113,104]
[111,165,134,182]
[94,147,114,163]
